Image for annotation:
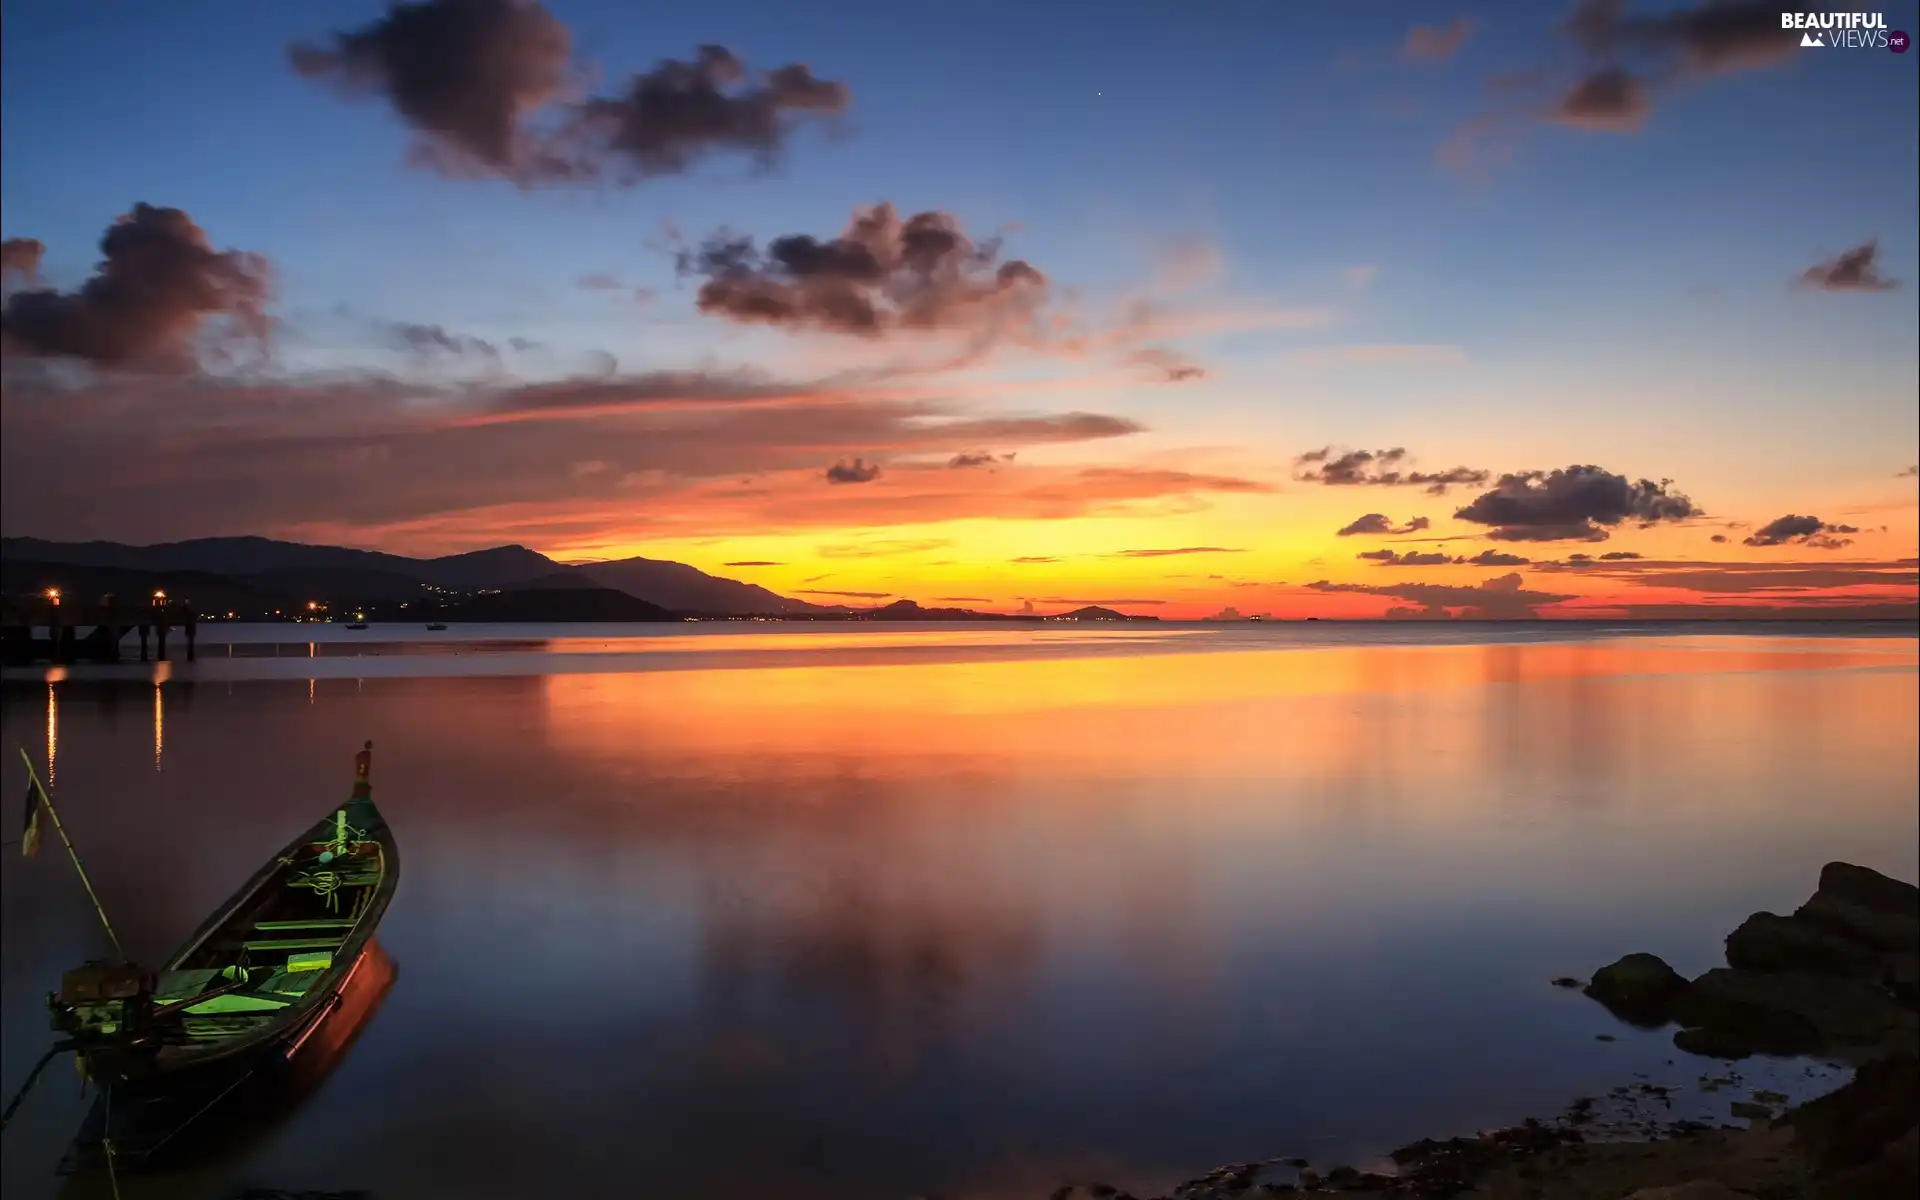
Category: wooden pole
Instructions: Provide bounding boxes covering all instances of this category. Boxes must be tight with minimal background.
[17,748,127,962]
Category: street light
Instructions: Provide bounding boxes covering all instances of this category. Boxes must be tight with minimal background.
[45,587,60,606]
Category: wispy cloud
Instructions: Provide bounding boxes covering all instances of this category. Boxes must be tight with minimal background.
[1404,17,1476,62]
[817,539,952,558]
[1105,546,1246,558]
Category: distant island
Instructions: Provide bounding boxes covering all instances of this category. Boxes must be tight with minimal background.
[0,537,1159,624]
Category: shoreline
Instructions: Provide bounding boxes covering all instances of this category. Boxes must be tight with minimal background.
[1046,861,1918,1200]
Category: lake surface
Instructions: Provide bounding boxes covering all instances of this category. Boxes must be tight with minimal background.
[3,622,1917,1199]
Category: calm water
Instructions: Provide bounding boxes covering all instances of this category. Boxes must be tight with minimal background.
[2,623,1917,1199]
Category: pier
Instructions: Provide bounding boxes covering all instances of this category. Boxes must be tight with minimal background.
[1,592,199,665]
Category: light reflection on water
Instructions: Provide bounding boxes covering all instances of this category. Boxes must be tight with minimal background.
[2,629,1916,1199]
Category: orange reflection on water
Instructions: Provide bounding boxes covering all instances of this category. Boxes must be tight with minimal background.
[537,636,1919,827]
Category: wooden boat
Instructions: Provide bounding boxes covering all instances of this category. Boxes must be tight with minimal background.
[42,742,400,1167]
[425,623,447,631]
[61,939,399,1175]
[344,622,369,630]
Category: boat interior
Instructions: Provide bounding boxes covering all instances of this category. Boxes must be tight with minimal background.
[151,813,384,1044]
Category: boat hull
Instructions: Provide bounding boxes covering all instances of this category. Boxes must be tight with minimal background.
[59,940,398,1173]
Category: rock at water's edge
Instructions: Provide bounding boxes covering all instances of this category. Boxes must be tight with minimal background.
[1585,953,1689,1025]
[1816,861,1920,915]
[1724,911,1878,977]
[1779,1053,1918,1174]
[1795,889,1920,956]
[1673,968,1914,1052]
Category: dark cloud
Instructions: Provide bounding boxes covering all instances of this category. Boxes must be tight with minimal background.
[948,451,1015,469]
[570,46,847,182]
[1796,241,1899,293]
[1405,17,1476,61]
[722,561,782,567]
[1565,1,1800,77]
[291,3,845,184]
[0,204,271,371]
[1010,556,1060,564]
[677,203,1048,341]
[1295,446,1490,493]
[1465,549,1531,566]
[1444,2,1800,167]
[1898,465,1918,479]
[1551,68,1652,131]
[1308,572,1574,619]
[577,273,624,291]
[1743,514,1860,549]
[1336,513,1433,537]
[1358,550,1457,566]
[389,321,499,359]
[290,0,574,179]
[1453,465,1698,542]
[824,457,881,485]
[1107,547,1246,559]
[1127,347,1208,382]
[1,238,45,284]
[1711,534,1728,543]
[1599,551,1642,560]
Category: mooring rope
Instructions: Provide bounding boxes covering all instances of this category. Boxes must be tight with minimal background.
[0,1042,72,1132]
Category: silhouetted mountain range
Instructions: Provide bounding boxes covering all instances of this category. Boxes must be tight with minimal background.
[0,537,1153,621]
[1,536,834,617]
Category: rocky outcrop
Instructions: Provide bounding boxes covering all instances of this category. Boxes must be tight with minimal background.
[1792,862,1920,955]
[1777,1052,1920,1199]
[1586,862,1920,1062]
[1724,912,1876,977]
[1673,968,1913,1055]
[1584,953,1689,1025]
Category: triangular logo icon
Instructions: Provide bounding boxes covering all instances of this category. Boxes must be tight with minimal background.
[1800,31,1824,47]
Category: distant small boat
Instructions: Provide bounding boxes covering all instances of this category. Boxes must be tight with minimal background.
[424,623,447,631]
[37,744,400,1170]
[344,622,368,630]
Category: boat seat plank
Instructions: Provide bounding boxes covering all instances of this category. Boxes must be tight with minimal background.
[255,918,357,931]
[238,936,349,951]
[153,968,222,1004]
[181,1013,276,1040]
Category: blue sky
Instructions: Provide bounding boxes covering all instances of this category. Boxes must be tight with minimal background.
[1,1,1916,615]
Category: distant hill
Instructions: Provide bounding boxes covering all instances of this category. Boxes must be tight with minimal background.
[1,536,829,615]
[0,558,281,616]
[1055,605,1160,621]
[439,587,673,623]
[863,599,1038,622]
[1,536,563,592]
[1,537,1166,621]
[573,555,843,615]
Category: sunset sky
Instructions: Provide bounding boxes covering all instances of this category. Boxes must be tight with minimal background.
[2,0,1916,619]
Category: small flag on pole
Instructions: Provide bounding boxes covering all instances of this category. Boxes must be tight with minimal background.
[21,774,42,857]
